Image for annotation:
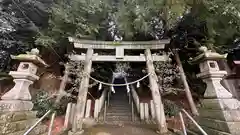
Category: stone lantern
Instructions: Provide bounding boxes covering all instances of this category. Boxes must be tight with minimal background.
[0,48,48,112]
[190,46,240,135]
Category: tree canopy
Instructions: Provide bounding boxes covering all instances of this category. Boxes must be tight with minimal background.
[0,0,240,72]
[0,0,52,72]
[35,0,240,52]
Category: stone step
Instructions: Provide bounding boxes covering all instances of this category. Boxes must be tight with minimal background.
[107,110,131,114]
[108,109,131,112]
[7,124,47,135]
[0,118,39,134]
[104,117,143,123]
[99,115,141,124]
[188,121,204,134]
[188,122,231,135]
[109,98,129,100]
[110,96,128,98]
[98,114,139,121]
[106,110,132,113]
[107,108,131,111]
[107,107,131,110]
[107,108,131,112]
[110,96,129,100]
[104,91,141,123]
[106,117,133,122]
[198,109,240,121]
[109,104,129,106]
[111,94,127,96]
[108,106,131,109]
[107,109,131,112]
[197,117,240,134]
[109,103,130,106]
[110,101,129,104]
[106,114,132,118]
[0,111,37,124]
[106,113,132,117]
[111,97,128,98]
[189,124,231,135]
[109,101,129,104]
[186,129,199,135]
[108,105,130,108]
[108,109,131,111]
[101,121,141,125]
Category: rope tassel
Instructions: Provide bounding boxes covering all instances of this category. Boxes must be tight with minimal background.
[137,81,140,88]
[98,83,102,90]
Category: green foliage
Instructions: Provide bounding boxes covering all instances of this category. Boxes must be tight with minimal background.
[196,0,240,51]
[170,0,240,53]
[34,0,240,54]
[67,60,84,93]
[33,91,73,118]
[155,60,181,94]
[33,91,54,118]
[1,0,240,69]
[37,0,187,43]
[0,0,51,72]
[36,0,110,47]
[163,99,180,117]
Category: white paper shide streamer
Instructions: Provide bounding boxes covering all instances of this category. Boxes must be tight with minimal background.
[98,83,102,90]
[137,81,140,88]
[111,86,115,93]
[126,85,130,93]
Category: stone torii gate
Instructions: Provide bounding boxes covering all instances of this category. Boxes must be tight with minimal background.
[68,37,170,134]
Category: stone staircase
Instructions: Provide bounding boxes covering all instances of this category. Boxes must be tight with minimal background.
[104,87,140,124]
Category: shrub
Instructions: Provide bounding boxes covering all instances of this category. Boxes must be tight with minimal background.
[163,99,180,117]
[33,91,54,118]
[33,91,73,118]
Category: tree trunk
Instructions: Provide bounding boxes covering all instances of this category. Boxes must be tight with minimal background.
[73,48,93,132]
[145,49,168,134]
[173,49,199,116]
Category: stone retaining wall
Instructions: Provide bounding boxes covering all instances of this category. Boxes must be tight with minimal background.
[0,111,47,135]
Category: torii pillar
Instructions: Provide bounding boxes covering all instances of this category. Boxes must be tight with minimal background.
[73,48,93,134]
[145,49,168,134]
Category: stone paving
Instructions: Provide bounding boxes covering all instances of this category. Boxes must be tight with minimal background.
[82,124,175,135]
